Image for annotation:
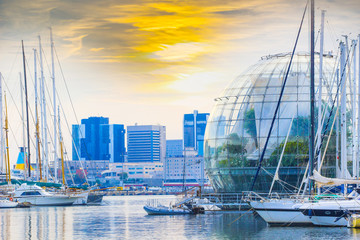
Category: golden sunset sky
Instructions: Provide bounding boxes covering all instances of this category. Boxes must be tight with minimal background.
[0,0,360,163]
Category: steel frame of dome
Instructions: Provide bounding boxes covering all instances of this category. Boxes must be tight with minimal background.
[204,52,352,193]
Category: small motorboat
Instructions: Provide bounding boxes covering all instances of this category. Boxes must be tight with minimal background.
[144,199,192,215]
[144,205,192,215]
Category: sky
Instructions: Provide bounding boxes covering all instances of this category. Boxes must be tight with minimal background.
[0,0,360,164]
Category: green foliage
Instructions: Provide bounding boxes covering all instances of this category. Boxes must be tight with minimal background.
[290,116,309,136]
[267,137,309,167]
[244,108,258,148]
[218,133,248,167]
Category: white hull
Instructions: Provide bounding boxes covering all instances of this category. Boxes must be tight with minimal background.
[309,216,347,226]
[300,199,360,227]
[0,200,18,208]
[250,200,312,226]
[15,196,77,206]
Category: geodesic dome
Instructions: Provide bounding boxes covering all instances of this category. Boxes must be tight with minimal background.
[204,52,345,193]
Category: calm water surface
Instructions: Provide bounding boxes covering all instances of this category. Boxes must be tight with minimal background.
[0,195,359,239]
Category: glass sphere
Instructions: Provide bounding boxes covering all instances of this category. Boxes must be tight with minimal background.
[204,52,346,193]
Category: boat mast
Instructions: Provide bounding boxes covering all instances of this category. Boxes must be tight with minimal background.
[4,94,11,183]
[317,10,325,176]
[39,36,49,181]
[340,41,347,180]
[22,40,31,178]
[358,34,360,179]
[58,107,65,185]
[336,69,340,177]
[50,28,58,182]
[353,39,358,178]
[309,0,315,194]
[0,73,3,174]
[19,73,27,179]
[34,49,42,181]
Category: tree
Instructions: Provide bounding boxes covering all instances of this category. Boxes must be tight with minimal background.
[244,108,258,148]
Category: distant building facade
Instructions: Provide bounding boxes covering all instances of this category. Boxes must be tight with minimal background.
[72,117,126,162]
[183,110,209,156]
[164,149,207,187]
[102,162,164,180]
[127,125,166,163]
[60,160,110,183]
[166,139,183,157]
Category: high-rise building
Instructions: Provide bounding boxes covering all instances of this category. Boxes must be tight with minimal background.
[127,125,166,163]
[166,139,183,157]
[183,110,209,156]
[72,117,126,162]
[109,124,126,163]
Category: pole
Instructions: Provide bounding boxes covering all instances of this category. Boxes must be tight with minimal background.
[34,49,39,180]
[317,10,325,176]
[58,107,65,185]
[336,69,340,177]
[340,41,347,180]
[19,73,28,179]
[34,49,43,181]
[0,73,3,174]
[50,28,58,182]
[39,36,49,181]
[22,41,31,178]
[358,34,360,179]
[309,0,315,194]
[353,39,358,178]
[4,94,10,182]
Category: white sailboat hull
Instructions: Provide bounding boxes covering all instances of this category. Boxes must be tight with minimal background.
[250,200,312,226]
[308,216,347,226]
[15,196,77,206]
[300,199,360,226]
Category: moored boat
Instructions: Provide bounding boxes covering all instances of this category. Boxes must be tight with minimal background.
[300,197,360,226]
[250,198,313,226]
[14,184,79,206]
[144,205,192,215]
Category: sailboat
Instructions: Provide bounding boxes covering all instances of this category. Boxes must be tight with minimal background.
[248,0,316,226]
[296,33,360,227]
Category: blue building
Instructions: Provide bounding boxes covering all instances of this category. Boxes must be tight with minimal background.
[183,110,209,156]
[109,124,126,163]
[166,140,183,157]
[127,125,166,163]
[72,117,126,162]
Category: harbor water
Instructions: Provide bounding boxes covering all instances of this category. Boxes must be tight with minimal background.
[0,195,358,239]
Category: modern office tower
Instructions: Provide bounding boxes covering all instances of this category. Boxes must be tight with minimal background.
[166,139,183,157]
[72,117,126,162]
[183,110,209,156]
[109,124,126,163]
[127,125,166,163]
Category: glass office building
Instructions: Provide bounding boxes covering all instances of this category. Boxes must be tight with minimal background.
[127,125,166,163]
[72,117,126,162]
[184,110,209,156]
[204,52,349,193]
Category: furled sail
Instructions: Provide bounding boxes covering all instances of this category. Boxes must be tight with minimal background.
[310,170,360,186]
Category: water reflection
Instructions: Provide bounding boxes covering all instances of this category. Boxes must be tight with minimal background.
[0,196,359,239]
